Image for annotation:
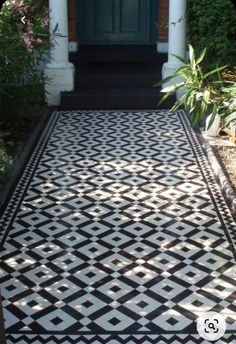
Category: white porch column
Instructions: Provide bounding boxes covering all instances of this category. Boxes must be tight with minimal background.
[162,0,187,83]
[44,0,75,105]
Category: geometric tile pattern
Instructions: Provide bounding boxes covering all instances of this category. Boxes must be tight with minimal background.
[0,110,235,344]
[5,333,236,343]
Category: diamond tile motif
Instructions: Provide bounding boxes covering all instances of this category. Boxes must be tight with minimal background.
[4,334,236,343]
[0,110,235,344]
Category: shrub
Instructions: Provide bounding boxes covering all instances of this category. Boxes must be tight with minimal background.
[0,134,12,186]
[0,0,50,125]
[187,0,236,70]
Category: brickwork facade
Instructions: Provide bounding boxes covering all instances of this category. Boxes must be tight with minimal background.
[68,0,77,42]
[158,0,169,42]
[68,0,168,44]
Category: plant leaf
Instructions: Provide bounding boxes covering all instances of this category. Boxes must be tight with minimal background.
[171,54,188,65]
[206,104,218,129]
[161,85,176,93]
[190,109,201,128]
[189,44,196,69]
[203,65,227,79]
[154,74,178,87]
[196,47,207,65]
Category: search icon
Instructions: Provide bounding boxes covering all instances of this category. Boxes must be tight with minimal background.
[208,323,216,331]
[197,312,226,341]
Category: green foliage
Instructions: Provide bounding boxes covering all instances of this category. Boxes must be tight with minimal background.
[0,0,50,124]
[221,83,236,127]
[187,0,236,69]
[155,45,235,128]
[0,0,51,185]
[0,134,12,186]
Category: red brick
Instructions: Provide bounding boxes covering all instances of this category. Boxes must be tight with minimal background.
[68,0,77,41]
[158,0,169,42]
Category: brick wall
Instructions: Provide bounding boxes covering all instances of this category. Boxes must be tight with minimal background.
[68,0,168,43]
[68,0,77,42]
[158,0,169,42]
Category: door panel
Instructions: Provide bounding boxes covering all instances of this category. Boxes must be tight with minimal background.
[94,0,114,33]
[121,0,140,33]
[78,0,154,44]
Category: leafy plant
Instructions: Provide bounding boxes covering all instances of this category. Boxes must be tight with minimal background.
[0,0,51,186]
[187,0,236,70]
[155,45,235,129]
[221,84,236,127]
[0,134,13,187]
[0,0,50,124]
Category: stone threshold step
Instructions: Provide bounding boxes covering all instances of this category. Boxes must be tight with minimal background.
[70,46,167,64]
[75,75,160,89]
[60,89,175,110]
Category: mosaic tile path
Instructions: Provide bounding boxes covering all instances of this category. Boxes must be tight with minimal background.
[0,110,235,343]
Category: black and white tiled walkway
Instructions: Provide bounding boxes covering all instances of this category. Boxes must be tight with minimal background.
[0,110,235,343]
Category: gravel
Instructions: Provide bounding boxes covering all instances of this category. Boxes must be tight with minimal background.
[213,146,236,194]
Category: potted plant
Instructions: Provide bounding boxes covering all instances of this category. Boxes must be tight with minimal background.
[155,45,229,136]
[220,83,236,142]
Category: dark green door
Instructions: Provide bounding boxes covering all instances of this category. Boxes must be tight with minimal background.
[78,0,155,44]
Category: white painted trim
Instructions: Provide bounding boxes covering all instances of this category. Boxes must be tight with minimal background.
[45,64,75,105]
[157,42,168,53]
[45,0,75,105]
[162,0,187,82]
[167,0,187,63]
[68,42,78,52]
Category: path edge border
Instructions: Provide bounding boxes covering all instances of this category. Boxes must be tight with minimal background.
[196,131,236,222]
[0,107,57,216]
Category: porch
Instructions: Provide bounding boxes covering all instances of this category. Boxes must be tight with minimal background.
[61,45,175,109]
[44,0,187,106]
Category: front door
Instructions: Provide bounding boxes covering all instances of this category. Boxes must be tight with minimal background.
[78,0,155,45]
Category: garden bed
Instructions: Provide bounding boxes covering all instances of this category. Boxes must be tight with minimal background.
[200,131,236,219]
[0,105,49,192]
[213,146,236,193]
